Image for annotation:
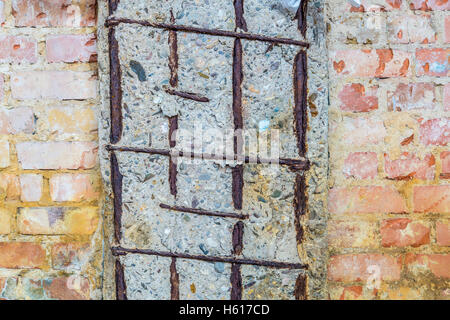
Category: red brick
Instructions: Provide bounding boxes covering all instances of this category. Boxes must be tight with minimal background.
[0,107,35,135]
[50,174,99,202]
[19,174,43,202]
[328,220,377,248]
[387,83,436,111]
[441,151,450,177]
[47,34,96,63]
[446,16,450,43]
[414,185,450,213]
[437,221,450,245]
[333,117,386,147]
[348,0,402,12]
[388,14,436,44]
[410,0,450,10]
[331,49,411,77]
[419,118,450,146]
[0,242,46,268]
[329,285,377,300]
[43,276,89,300]
[11,71,97,100]
[16,142,97,170]
[444,83,450,111]
[416,49,449,76]
[381,218,430,247]
[406,254,450,278]
[329,186,407,214]
[0,174,20,201]
[51,243,90,270]
[343,152,378,179]
[12,0,96,27]
[338,84,378,112]
[0,35,37,63]
[328,254,402,282]
[0,209,11,234]
[384,153,435,180]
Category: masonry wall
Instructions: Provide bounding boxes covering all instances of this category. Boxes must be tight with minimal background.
[327,0,450,299]
[0,0,102,299]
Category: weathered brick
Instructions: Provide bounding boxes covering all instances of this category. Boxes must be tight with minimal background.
[0,107,35,135]
[444,83,450,111]
[329,186,407,214]
[0,242,46,268]
[348,0,403,12]
[0,174,20,201]
[16,141,98,170]
[328,220,377,248]
[328,254,402,282]
[338,83,378,112]
[18,207,98,235]
[51,243,90,270]
[381,218,430,247]
[0,35,37,63]
[380,287,423,300]
[410,0,450,10]
[47,107,97,136]
[414,185,450,213]
[0,208,11,234]
[50,174,98,202]
[387,83,436,111]
[20,174,43,202]
[12,0,96,27]
[46,34,96,63]
[0,138,9,168]
[419,118,450,146]
[343,152,378,179]
[416,49,449,76]
[441,151,450,178]
[11,71,97,100]
[44,276,90,300]
[406,254,450,278]
[446,16,450,43]
[332,117,386,147]
[329,285,376,300]
[384,153,435,180]
[388,14,436,44]
[437,221,450,246]
[331,49,411,77]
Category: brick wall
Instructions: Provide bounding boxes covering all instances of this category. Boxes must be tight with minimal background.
[0,0,101,300]
[328,0,450,299]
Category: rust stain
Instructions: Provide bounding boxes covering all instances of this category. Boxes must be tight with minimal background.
[294,273,307,300]
[111,152,123,243]
[115,259,128,300]
[293,50,308,157]
[170,258,180,300]
[109,28,123,144]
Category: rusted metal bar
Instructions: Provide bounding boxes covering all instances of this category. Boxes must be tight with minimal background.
[160,203,248,220]
[115,259,128,300]
[294,174,307,244]
[230,264,242,300]
[296,0,308,37]
[109,28,123,144]
[170,257,180,300]
[232,221,244,255]
[168,11,179,88]
[165,88,210,102]
[293,50,308,158]
[294,273,307,300]
[111,153,123,243]
[169,116,178,197]
[234,0,248,31]
[232,165,244,210]
[108,0,120,15]
[111,247,308,270]
[106,145,310,170]
[106,17,310,48]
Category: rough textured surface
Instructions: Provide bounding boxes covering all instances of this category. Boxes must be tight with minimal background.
[98,0,328,300]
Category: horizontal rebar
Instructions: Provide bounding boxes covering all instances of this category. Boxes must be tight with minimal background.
[111,246,308,270]
[105,17,310,48]
[160,203,248,220]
